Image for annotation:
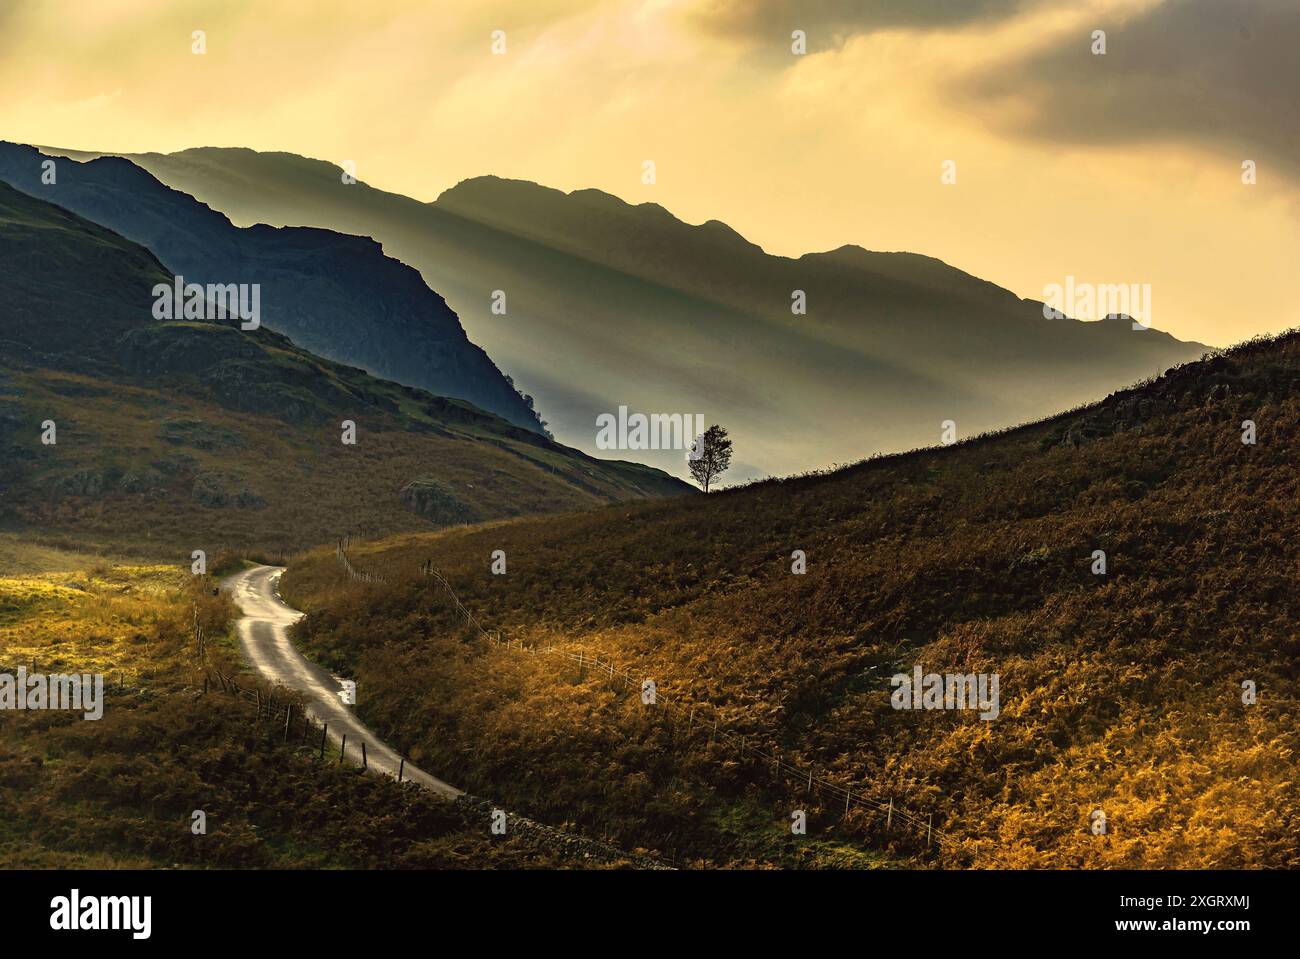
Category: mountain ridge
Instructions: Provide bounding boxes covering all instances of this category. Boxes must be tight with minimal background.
[0,181,691,551]
[44,144,1212,482]
[0,143,546,434]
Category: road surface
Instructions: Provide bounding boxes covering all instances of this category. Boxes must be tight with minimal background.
[223,564,463,800]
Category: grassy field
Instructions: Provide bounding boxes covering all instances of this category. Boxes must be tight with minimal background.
[0,547,597,868]
[0,533,143,577]
[281,332,1300,869]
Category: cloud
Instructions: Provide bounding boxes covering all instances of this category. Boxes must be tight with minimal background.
[963,0,1300,180]
[687,0,1033,50]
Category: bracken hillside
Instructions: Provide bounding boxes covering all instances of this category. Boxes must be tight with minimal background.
[283,332,1300,868]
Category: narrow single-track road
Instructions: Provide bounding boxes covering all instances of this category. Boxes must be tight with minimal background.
[223,564,463,799]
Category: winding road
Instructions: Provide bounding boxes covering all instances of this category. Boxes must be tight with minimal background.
[223,564,463,800]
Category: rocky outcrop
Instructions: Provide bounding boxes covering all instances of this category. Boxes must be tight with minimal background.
[1047,352,1272,450]
[399,477,480,526]
[159,417,245,451]
[54,468,105,497]
[192,470,266,509]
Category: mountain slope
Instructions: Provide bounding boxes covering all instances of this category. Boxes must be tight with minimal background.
[0,143,543,433]
[74,145,1211,482]
[280,330,1300,868]
[0,182,689,554]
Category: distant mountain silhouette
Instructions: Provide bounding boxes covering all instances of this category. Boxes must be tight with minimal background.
[0,181,689,549]
[54,145,1212,482]
[0,143,544,433]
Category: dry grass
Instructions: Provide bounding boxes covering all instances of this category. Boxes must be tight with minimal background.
[0,551,592,868]
[1,366,685,558]
[282,332,1300,868]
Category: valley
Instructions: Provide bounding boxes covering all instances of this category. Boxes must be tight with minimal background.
[276,332,1300,868]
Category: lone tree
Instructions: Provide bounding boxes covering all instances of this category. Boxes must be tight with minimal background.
[688,424,732,492]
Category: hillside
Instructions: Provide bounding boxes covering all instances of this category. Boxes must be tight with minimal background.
[77,145,1210,482]
[0,143,543,432]
[0,182,689,555]
[0,554,604,868]
[281,331,1300,868]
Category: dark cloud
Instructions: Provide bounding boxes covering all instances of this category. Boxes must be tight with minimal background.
[690,0,1030,50]
[964,0,1300,179]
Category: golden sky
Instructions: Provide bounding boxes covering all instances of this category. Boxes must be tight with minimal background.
[3,0,1297,347]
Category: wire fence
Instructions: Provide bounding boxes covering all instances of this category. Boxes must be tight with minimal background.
[336,537,387,585]
[210,590,674,868]
[334,542,968,857]
[202,668,345,756]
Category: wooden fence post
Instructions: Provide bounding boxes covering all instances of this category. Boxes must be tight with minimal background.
[339,734,347,764]
[283,704,293,742]
[320,724,328,760]
[361,741,368,770]
[398,757,405,783]
[886,797,893,830]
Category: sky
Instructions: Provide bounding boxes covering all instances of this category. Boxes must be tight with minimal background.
[3,0,1297,348]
